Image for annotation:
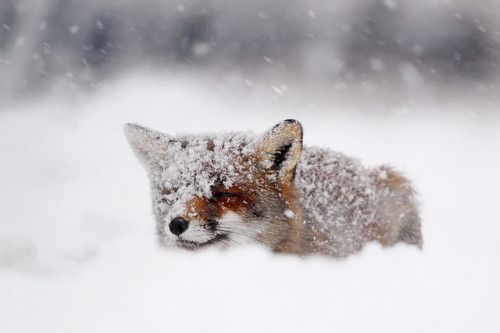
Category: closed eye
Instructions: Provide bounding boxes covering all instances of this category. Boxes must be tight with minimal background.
[213,192,238,198]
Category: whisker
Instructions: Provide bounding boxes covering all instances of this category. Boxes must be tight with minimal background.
[217,223,267,235]
[217,228,263,244]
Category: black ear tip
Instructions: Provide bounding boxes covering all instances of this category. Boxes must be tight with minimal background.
[273,119,302,132]
[283,119,301,127]
[283,119,300,124]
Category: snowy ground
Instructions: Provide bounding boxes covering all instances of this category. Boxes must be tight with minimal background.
[1,74,499,332]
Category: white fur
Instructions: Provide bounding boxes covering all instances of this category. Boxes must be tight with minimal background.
[217,211,264,246]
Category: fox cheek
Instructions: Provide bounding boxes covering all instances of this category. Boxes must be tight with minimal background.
[249,200,268,219]
[200,205,220,224]
[252,209,264,218]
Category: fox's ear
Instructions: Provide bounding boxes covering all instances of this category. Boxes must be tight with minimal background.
[255,119,303,184]
[124,123,170,170]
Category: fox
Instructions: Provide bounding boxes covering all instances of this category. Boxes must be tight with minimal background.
[125,119,422,257]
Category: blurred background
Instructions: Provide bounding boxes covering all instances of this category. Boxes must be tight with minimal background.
[1,1,499,332]
[1,0,499,105]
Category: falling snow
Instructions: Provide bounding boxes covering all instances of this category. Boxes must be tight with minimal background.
[1,0,499,331]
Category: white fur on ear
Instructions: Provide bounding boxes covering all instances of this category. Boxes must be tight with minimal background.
[255,119,303,183]
[124,123,170,171]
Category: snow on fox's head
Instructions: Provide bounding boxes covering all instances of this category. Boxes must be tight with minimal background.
[125,120,303,250]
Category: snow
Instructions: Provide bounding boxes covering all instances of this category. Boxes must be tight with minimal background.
[284,209,295,219]
[69,24,80,34]
[1,74,499,332]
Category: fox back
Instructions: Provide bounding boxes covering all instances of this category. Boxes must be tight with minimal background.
[125,120,421,257]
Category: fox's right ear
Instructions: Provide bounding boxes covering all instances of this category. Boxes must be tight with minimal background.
[255,119,303,184]
[124,123,170,170]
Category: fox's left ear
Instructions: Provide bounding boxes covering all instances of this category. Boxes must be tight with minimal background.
[255,119,303,184]
[124,123,170,172]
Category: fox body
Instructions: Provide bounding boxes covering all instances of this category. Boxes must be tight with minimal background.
[125,120,421,257]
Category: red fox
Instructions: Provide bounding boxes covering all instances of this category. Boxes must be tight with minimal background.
[125,120,422,257]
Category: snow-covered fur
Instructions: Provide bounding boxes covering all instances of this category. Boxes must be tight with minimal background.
[125,120,422,257]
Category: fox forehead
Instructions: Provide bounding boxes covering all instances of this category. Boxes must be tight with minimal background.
[153,132,261,201]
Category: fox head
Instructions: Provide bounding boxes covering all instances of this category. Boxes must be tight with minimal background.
[125,120,305,252]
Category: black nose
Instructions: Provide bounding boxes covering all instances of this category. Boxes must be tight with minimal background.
[169,217,189,236]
